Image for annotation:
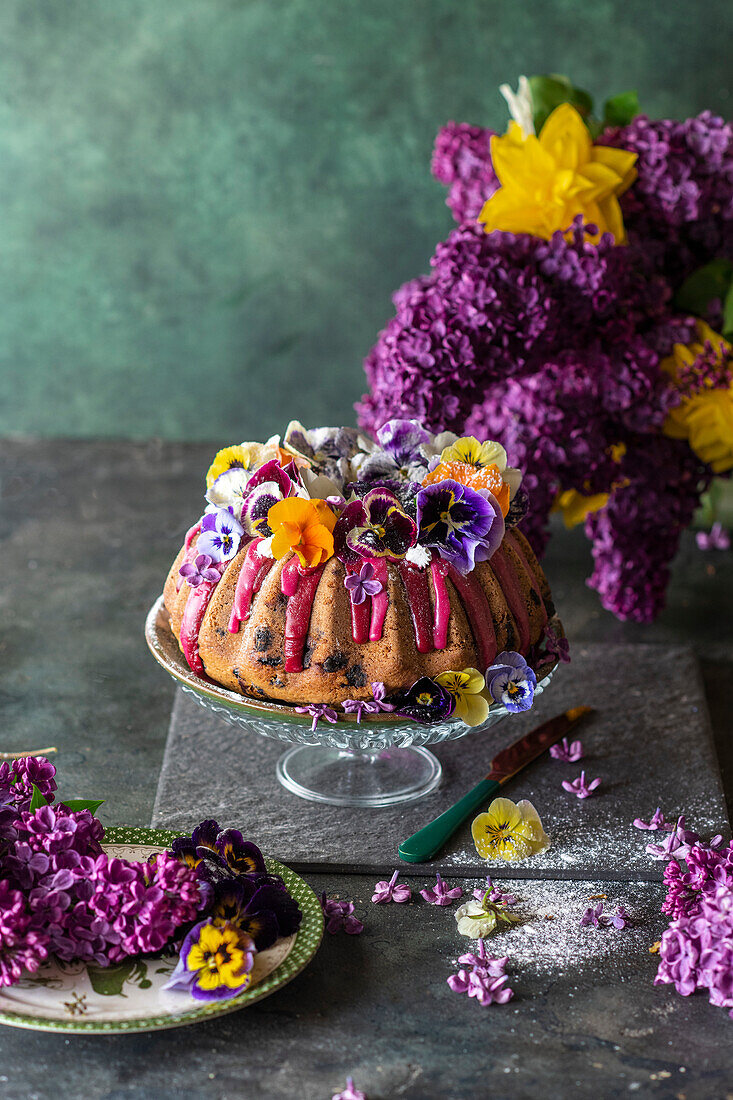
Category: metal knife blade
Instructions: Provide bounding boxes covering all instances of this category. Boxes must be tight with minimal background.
[486,705,593,785]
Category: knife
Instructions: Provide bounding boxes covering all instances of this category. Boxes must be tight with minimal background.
[398,706,593,864]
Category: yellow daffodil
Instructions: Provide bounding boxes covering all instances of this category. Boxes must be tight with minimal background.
[479,103,637,243]
[267,497,336,568]
[471,797,550,862]
[662,322,733,473]
[553,489,609,529]
[435,668,490,727]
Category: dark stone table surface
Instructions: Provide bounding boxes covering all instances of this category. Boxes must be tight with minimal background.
[1,437,732,1100]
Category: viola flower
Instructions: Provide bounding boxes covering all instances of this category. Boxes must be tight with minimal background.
[549,737,584,763]
[420,873,463,906]
[352,418,432,483]
[416,479,503,574]
[341,699,380,723]
[343,488,417,561]
[370,682,395,712]
[164,919,255,1001]
[471,796,550,862]
[485,652,537,712]
[178,553,220,588]
[209,877,300,949]
[434,668,490,727]
[343,562,383,605]
[371,870,411,904]
[562,771,602,799]
[697,523,731,551]
[478,103,637,243]
[197,507,244,564]
[267,497,336,568]
[435,435,521,504]
[332,1078,367,1100]
[205,468,252,521]
[282,420,361,489]
[321,894,364,935]
[385,676,455,724]
[633,807,674,831]
[295,704,339,732]
[205,443,268,489]
[454,886,521,938]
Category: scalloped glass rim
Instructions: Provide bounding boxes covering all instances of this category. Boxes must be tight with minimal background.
[145,594,559,743]
[0,828,324,1035]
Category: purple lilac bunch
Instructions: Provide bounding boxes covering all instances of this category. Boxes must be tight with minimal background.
[655,837,733,1016]
[359,105,733,623]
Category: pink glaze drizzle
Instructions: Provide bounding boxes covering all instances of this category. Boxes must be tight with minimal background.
[489,548,530,651]
[176,522,203,591]
[504,532,548,629]
[282,562,327,672]
[430,560,450,650]
[445,564,497,669]
[228,538,273,634]
[368,559,390,642]
[180,561,226,675]
[398,562,434,653]
[345,564,371,644]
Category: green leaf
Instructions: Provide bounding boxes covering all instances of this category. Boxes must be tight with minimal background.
[528,74,594,134]
[602,90,640,128]
[675,258,733,319]
[29,783,49,811]
[722,280,733,340]
[60,798,105,815]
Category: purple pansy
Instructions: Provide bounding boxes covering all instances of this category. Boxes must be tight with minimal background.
[420,873,463,906]
[208,876,301,949]
[321,894,364,935]
[178,553,220,588]
[371,870,411,904]
[354,418,432,483]
[295,704,339,732]
[197,507,244,563]
[339,488,417,562]
[343,562,383,605]
[384,676,455,724]
[549,737,584,763]
[485,652,537,713]
[240,459,300,537]
[562,771,602,800]
[416,479,503,574]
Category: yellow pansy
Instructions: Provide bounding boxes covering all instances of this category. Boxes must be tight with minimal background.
[435,668,490,727]
[479,103,637,243]
[440,436,508,471]
[662,322,733,473]
[553,489,609,529]
[206,444,262,489]
[471,796,550,862]
[185,922,253,993]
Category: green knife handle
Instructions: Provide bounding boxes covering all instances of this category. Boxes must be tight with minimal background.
[398,777,501,863]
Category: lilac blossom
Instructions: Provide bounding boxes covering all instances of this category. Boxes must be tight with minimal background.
[633,807,675,831]
[370,683,395,712]
[178,554,220,588]
[549,737,584,763]
[646,816,699,861]
[341,699,380,723]
[420,873,463,906]
[371,870,411,904]
[696,523,730,551]
[579,902,631,930]
[321,894,364,935]
[562,771,602,799]
[447,940,514,1006]
[332,1078,368,1100]
[472,876,517,908]
[0,756,57,812]
[343,562,383,605]
[295,704,339,732]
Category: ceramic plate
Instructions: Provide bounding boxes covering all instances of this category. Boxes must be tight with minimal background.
[0,826,324,1035]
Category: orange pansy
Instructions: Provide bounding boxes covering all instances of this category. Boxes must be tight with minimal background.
[422,461,511,516]
[267,498,336,568]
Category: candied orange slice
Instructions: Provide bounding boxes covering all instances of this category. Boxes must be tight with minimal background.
[422,460,511,516]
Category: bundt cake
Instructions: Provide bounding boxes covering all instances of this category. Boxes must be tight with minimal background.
[163,420,564,721]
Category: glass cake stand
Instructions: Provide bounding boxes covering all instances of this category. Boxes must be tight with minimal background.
[145,595,558,808]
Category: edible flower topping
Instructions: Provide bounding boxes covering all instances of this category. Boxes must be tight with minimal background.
[422,461,511,516]
[561,771,602,799]
[485,652,537,712]
[343,488,417,561]
[179,554,220,588]
[267,497,336,568]
[420,873,463,906]
[343,562,383,605]
[385,676,455,724]
[295,703,339,732]
[416,479,504,574]
[352,418,432,483]
[341,698,380,723]
[206,442,271,489]
[471,797,550,862]
[371,870,411,905]
[205,468,252,521]
[197,507,244,564]
[163,919,255,1001]
[434,668,489,727]
[478,102,637,243]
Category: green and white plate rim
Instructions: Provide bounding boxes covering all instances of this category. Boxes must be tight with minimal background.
[0,826,324,1035]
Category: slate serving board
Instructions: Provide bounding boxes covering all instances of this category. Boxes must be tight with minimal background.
[152,644,729,880]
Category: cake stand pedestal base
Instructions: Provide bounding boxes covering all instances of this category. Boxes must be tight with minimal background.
[276,745,442,807]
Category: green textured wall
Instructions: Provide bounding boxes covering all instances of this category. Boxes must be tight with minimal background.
[1,0,731,442]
